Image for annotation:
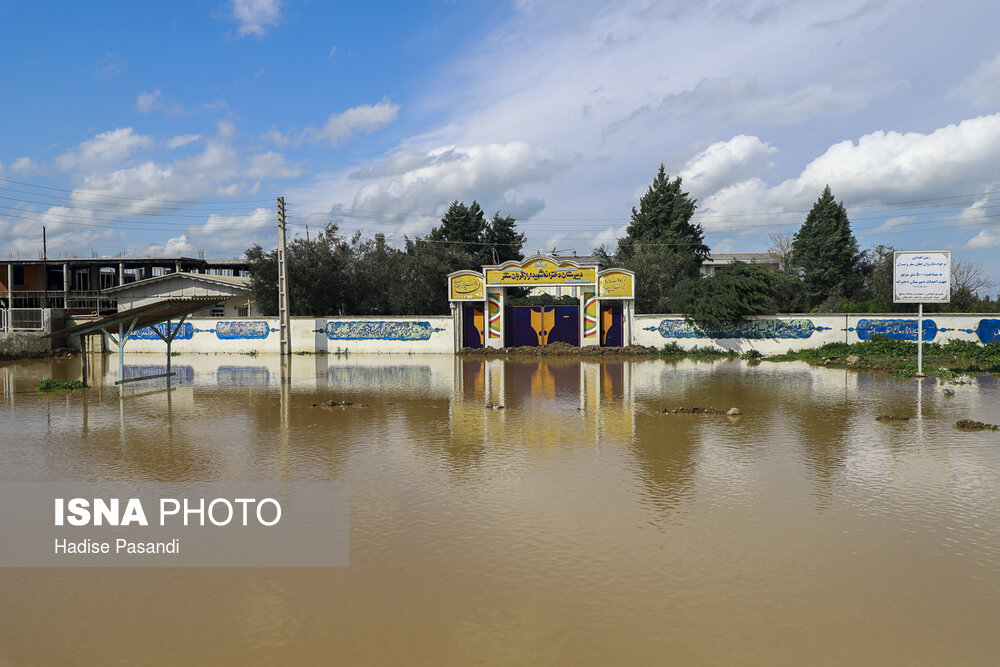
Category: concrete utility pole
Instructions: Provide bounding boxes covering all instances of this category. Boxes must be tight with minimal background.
[277,196,292,356]
[42,227,48,308]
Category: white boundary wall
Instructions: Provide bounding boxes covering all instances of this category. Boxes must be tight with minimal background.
[632,313,999,355]
[84,311,998,355]
[103,316,454,355]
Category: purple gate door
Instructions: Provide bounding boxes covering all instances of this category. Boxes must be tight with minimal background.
[505,306,580,347]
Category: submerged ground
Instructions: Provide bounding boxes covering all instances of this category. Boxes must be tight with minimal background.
[2,354,999,664]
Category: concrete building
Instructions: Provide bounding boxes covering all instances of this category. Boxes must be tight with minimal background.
[103,272,252,318]
[699,252,781,277]
[1,256,249,321]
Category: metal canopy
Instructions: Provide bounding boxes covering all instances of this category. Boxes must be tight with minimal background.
[48,297,220,390]
[47,297,220,340]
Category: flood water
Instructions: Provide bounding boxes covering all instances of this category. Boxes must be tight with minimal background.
[2,353,1000,665]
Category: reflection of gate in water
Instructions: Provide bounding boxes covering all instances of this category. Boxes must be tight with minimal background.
[505,306,579,347]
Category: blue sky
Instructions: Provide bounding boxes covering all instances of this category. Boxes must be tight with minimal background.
[2,0,1000,288]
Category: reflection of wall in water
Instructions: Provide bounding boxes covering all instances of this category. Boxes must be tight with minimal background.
[216,366,271,387]
[328,365,434,392]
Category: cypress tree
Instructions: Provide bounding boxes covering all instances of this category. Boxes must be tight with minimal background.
[790,186,860,307]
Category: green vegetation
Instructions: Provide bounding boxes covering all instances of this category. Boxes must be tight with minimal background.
[790,186,861,309]
[767,337,1000,377]
[36,379,85,392]
[597,165,708,314]
[246,201,526,317]
[245,169,998,322]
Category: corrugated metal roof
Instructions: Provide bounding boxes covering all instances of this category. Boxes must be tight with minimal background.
[102,272,250,294]
[47,297,223,338]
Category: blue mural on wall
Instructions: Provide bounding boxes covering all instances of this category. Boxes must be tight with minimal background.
[854,318,938,341]
[976,319,1000,344]
[215,320,273,339]
[645,318,829,340]
[325,321,442,341]
[128,322,194,340]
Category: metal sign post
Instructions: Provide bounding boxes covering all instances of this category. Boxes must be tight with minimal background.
[893,251,950,378]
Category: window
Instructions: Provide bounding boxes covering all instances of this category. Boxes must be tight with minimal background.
[13,266,24,285]
[236,305,249,317]
[210,303,225,317]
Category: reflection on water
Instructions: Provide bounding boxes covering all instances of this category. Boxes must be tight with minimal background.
[2,354,1000,664]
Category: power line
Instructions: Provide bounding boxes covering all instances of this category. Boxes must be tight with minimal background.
[0,177,273,205]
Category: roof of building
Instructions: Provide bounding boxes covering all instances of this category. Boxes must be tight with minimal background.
[47,297,223,339]
[102,272,250,294]
[1,256,248,267]
[704,252,780,265]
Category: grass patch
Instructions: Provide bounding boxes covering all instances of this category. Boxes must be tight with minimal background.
[36,379,85,392]
[767,336,1000,378]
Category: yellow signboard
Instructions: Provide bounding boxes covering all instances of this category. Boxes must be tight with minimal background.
[450,273,485,300]
[485,258,596,286]
[598,271,634,299]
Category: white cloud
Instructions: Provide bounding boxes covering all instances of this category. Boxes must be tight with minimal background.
[231,0,282,37]
[167,134,202,150]
[967,229,1000,249]
[949,52,1000,107]
[304,98,401,146]
[695,114,1000,227]
[55,127,154,172]
[11,157,40,174]
[145,234,194,256]
[679,135,777,197]
[137,89,162,113]
[345,141,569,230]
[328,45,337,58]
[877,215,915,232]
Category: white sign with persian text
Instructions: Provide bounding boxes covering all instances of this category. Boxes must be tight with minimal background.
[893,251,951,303]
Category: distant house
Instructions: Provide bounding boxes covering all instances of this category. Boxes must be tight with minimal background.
[103,272,252,318]
[699,252,781,277]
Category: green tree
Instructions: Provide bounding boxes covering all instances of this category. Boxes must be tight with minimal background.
[790,186,861,308]
[601,165,708,313]
[245,223,354,316]
[670,261,777,328]
[482,212,525,264]
[618,165,709,262]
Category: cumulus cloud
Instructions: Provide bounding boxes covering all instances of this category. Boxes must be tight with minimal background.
[55,128,153,172]
[679,135,777,197]
[949,52,1000,107]
[303,99,400,146]
[345,141,570,229]
[694,114,1000,237]
[11,157,40,174]
[231,0,282,37]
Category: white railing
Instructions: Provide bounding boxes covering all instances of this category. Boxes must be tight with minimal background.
[8,308,44,331]
[0,309,6,332]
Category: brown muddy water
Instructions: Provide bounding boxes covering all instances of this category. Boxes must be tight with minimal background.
[2,354,1000,665]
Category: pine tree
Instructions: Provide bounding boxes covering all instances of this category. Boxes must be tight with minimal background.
[606,165,709,313]
[618,164,708,263]
[790,186,860,307]
[482,212,525,264]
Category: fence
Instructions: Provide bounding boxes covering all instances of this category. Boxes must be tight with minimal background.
[6,290,115,313]
[1,308,44,332]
